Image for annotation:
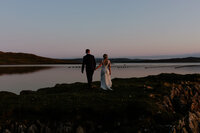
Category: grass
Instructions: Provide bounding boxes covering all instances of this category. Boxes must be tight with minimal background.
[0,73,199,132]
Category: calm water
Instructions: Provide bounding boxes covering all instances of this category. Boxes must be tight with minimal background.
[0,63,200,94]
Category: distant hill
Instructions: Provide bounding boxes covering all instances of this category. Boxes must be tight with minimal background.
[1,51,200,65]
[0,51,79,65]
[126,57,200,63]
[72,57,200,63]
[69,58,134,63]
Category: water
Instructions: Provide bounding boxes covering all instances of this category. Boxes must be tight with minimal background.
[0,63,200,94]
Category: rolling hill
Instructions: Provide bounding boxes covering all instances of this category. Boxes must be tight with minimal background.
[125,57,200,63]
[0,51,79,65]
[1,51,200,65]
[71,57,200,63]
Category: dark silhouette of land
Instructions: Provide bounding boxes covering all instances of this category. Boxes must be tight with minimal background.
[0,51,79,65]
[0,73,199,132]
[72,57,200,63]
[111,57,200,63]
[0,51,200,65]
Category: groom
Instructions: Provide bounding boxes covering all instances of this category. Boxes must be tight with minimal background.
[82,49,96,89]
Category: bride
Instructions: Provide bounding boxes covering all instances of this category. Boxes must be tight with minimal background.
[95,54,112,90]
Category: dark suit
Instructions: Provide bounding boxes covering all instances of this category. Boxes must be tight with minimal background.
[82,54,96,88]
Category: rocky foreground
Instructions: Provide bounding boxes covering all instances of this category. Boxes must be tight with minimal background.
[0,73,199,133]
[164,81,200,132]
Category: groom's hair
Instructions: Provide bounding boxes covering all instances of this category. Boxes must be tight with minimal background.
[86,49,90,54]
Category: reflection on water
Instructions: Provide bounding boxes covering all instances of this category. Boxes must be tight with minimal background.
[0,66,52,75]
[0,63,199,94]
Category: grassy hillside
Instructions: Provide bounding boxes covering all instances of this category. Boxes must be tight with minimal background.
[0,51,79,64]
[0,73,199,132]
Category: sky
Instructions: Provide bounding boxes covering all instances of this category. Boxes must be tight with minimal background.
[0,0,200,59]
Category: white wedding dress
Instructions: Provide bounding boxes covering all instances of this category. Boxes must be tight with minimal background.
[100,60,112,90]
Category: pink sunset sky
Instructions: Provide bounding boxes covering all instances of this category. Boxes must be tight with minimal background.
[0,0,200,58]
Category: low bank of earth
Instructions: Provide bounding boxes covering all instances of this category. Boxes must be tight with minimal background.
[0,73,200,133]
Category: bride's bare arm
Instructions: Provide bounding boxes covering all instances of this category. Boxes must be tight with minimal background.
[95,63,102,70]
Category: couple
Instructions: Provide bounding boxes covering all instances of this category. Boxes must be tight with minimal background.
[81,49,112,90]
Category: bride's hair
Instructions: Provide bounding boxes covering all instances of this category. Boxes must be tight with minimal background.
[103,54,108,65]
[103,54,108,59]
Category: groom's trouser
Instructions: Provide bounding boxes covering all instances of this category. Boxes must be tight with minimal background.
[86,69,94,88]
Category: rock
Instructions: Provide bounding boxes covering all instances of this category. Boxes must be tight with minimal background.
[178,118,185,129]
[45,126,51,133]
[195,111,200,118]
[165,82,200,132]
[28,124,38,133]
[18,124,27,133]
[189,112,199,133]
[3,129,11,133]
[149,94,155,98]
[144,85,154,90]
[170,88,175,99]
[172,126,176,133]
[163,96,174,112]
[76,126,84,133]
[163,82,171,87]
[182,127,188,133]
